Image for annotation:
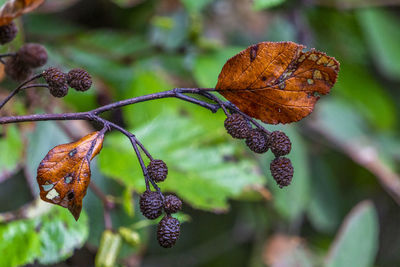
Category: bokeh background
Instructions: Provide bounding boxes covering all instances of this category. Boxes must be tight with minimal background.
[1,0,400,266]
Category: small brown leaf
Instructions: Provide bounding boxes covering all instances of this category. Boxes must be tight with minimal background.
[37,131,104,220]
[0,0,44,26]
[215,41,339,124]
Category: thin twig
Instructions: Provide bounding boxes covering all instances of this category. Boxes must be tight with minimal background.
[199,91,229,116]
[20,83,49,90]
[92,88,218,115]
[0,73,43,109]
[0,89,220,125]
[91,116,154,191]
[0,52,16,58]
[130,137,152,192]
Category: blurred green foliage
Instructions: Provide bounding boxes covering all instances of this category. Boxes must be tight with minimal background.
[0,0,400,266]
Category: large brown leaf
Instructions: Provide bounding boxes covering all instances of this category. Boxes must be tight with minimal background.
[37,131,104,220]
[215,41,339,124]
[0,0,44,26]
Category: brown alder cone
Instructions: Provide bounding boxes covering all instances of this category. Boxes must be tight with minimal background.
[245,128,269,154]
[270,157,294,188]
[139,190,163,220]
[0,22,17,44]
[36,131,104,220]
[214,41,339,124]
[147,159,168,183]
[17,43,48,68]
[157,215,180,248]
[163,194,182,214]
[5,56,32,81]
[67,68,92,92]
[268,131,291,157]
[224,113,251,139]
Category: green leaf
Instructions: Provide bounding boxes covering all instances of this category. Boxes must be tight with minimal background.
[0,125,23,175]
[98,111,264,211]
[38,206,89,264]
[253,0,285,10]
[0,205,88,266]
[357,9,400,80]
[325,201,379,267]
[122,68,173,128]
[0,219,41,267]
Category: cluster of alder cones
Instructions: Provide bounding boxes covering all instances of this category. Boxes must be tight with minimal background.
[0,20,296,250]
[224,113,294,188]
[138,112,295,249]
[43,67,92,97]
[0,21,92,95]
[139,160,183,248]
[0,23,48,81]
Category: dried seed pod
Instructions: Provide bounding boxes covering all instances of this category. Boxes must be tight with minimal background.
[5,56,32,81]
[43,67,68,88]
[157,215,180,248]
[163,195,182,214]
[224,113,251,139]
[17,43,48,68]
[268,131,291,157]
[49,83,68,98]
[67,68,92,92]
[270,157,294,188]
[147,159,168,183]
[245,129,269,154]
[139,190,163,220]
[0,22,17,44]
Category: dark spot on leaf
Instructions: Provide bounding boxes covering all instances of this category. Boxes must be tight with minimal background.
[250,44,258,62]
[67,191,75,200]
[64,176,73,184]
[69,148,77,157]
[262,76,267,81]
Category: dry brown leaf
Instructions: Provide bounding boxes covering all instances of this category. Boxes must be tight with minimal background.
[0,0,44,26]
[37,131,104,220]
[215,41,339,124]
